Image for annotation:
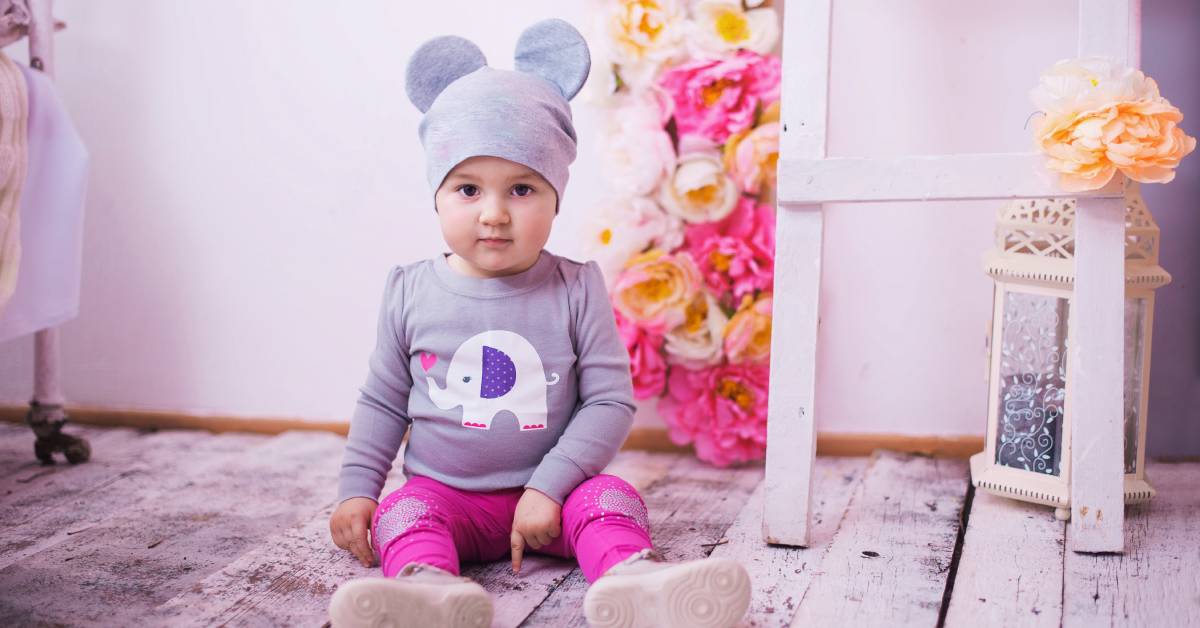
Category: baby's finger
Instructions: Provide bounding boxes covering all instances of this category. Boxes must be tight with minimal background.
[350,537,372,566]
[510,530,526,575]
[351,519,370,555]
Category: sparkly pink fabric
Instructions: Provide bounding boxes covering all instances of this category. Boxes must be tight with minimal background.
[372,474,652,582]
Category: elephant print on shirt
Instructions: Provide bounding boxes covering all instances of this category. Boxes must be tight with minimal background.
[425,330,560,431]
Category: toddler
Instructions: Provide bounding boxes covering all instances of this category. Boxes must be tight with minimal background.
[326,19,751,628]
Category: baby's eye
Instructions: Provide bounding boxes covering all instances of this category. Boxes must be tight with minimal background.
[512,184,534,197]
[457,184,479,198]
[462,376,472,383]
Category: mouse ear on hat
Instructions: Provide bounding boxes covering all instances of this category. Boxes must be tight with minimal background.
[405,35,488,113]
[513,18,591,101]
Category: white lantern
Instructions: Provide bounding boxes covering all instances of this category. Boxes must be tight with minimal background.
[970,182,1170,520]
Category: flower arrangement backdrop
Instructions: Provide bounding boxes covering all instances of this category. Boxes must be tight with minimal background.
[582,0,781,467]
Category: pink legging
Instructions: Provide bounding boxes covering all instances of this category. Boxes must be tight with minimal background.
[371,474,653,583]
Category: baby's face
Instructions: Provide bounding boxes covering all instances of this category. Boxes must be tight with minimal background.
[435,156,557,278]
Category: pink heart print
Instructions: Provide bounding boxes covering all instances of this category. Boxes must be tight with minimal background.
[420,352,437,371]
[375,497,428,548]
[599,489,650,533]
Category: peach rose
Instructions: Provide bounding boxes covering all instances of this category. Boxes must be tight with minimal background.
[724,121,779,196]
[723,294,772,364]
[611,250,702,333]
[597,0,687,90]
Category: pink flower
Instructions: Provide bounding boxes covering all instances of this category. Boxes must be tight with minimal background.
[658,50,781,144]
[657,361,770,466]
[691,237,772,303]
[614,309,669,399]
[685,195,775,245]
[684,198,775,304]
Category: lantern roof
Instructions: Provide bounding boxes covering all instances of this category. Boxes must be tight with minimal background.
[986,182,1171,288]
[995,181,1159,265]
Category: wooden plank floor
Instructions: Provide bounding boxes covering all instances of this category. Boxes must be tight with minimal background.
[0,424,1196,627]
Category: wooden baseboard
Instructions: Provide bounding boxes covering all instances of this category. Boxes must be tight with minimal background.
[0,405,350,437]
[0,404,984,458]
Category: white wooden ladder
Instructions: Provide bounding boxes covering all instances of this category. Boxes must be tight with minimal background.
[765,0,1138,553]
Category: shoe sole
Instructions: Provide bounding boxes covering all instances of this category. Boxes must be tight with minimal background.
[583,557,751,628]
[328,577,492,628]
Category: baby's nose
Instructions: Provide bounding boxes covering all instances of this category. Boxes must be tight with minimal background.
[479,202,510,224]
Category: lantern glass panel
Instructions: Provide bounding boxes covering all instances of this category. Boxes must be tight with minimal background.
[1123,297,1147,474]
[994,291,1068,476]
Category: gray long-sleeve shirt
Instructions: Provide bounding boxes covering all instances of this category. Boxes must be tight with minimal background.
[337,250,636,505]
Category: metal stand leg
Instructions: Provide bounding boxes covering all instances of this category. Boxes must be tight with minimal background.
[26,328,90,465]
[22,2,88,465]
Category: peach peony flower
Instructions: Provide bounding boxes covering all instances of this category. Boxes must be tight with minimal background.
[659,152,741,223]
[658,50,781,143]
[614,309,668,399]
[583,197,683,288]
[687,0,780,58]
[600,90,677,197]
[611,249,702,333]
[1036,100,1196,191]
[657,361,770,467]
[723,294,772,364]
[724,121,779,196]
[664,291,728,368]
[1032,57,1196,191]
[596,0,688,90]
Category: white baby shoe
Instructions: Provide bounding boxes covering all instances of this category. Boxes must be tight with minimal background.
[583,549,751,628]
[328,563,492,628]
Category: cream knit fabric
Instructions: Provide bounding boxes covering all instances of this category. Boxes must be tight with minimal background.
[0,51,28,318]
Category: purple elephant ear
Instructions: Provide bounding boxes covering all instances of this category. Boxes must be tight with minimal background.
[480,345,516,399]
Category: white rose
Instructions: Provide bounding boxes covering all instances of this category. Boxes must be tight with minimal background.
[600,91,676,197]
[584,197,681,288]
[1031,56,1160,117]
[658,152,740,223]
[687,0,779,58]
[664,292,728,368]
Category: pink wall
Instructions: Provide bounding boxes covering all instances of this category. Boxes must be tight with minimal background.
[0,1,1195,454]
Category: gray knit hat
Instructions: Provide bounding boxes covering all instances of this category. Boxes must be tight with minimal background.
[405,19,591,209]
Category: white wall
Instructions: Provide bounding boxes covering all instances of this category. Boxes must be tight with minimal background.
[0,1,608,422]
[1,1,1195,448]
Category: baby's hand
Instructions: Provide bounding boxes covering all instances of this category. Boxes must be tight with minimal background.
[510,488,562,575]
[330,497,378,567]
